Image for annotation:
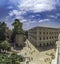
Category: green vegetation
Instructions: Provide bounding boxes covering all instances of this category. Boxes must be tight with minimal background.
[0,22,7,42]
[0,19,26,64]
[0,19,28,43]
[0,40,24,64]
[0,40,11,53]
[0,52,24,64]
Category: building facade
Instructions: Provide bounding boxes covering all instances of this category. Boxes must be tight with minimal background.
[28,27,60,47]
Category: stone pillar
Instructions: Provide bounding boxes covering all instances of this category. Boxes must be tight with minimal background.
[56,34,60,47]
[56,41,60,48]
[56,34,60,64]
[58,34,60,41]
[36,28,40,46]
[15,34,24,47]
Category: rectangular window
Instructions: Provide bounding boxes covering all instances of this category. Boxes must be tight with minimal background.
[52,32,53,34]
[43,32,45,34]
[47,37,48,39]
[46,32,48,34]
[55,36,56,38]
[43,37,45,40]
[49,32,51,34]
[40,37,41,40]
[40,32,41,34]
[52,36,53,38]
[50,37,51,39]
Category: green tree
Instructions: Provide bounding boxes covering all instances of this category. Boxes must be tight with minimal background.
[10,52,23,64]
[0,22,7,42]
[1,40,11,52]
[0,52,23,64]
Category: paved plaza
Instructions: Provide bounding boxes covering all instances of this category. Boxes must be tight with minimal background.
[17,40,56,64]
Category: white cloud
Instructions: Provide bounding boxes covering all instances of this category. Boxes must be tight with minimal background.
[5,16,9,21]
[8,6,13,9]
[48,15,57,19]
[8,8,28,23]
[9,11,13,16]
[7,0,59,30]
[8,0,57,23]
[9,0,20,5]
[9,10,22,16]
[38,19,50,22]
[8,9,26,19]
[18,0,57,12]
[56,13,60,16]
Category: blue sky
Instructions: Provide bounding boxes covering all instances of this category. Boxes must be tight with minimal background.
[0,0,60,30]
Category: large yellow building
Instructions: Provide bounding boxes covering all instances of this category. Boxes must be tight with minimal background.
[28,27,60,47]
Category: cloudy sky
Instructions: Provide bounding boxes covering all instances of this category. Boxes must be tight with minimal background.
[0,0,60,30]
